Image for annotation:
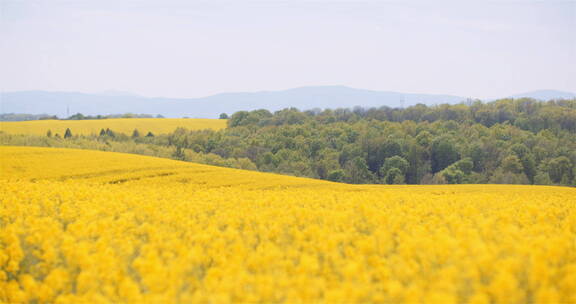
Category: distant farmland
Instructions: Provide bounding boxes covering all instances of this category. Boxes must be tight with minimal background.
[0,118,227,136]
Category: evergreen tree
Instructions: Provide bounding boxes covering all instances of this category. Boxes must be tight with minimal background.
[64,128,72,139]
[105,128,115,137]
[132,129,140,138]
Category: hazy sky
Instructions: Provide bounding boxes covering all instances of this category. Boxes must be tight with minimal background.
[1,0,574,99]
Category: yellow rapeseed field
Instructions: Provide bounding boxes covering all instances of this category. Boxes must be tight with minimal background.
[0,118,226,136]
[1,146,575,303]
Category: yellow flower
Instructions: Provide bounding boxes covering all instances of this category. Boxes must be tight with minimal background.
[1,146,575,303]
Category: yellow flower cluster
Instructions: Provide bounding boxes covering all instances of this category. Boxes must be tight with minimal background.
[1,146,575,303]
[0,118,226,136]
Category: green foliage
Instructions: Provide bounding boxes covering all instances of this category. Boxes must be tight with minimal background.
[327,169,345,182]
[440,167,464,184]
[379,156,409,183]
[415,131,432,147]
[65,113,156,120]
[64,128,72,139]
[228,109,273,127]
[489,169,530,184]
[501,155,524,174]
[452,158,473,175]
[2,98,575,186]
[0,113,58,121]
[132,129,140,138]
[545,156,573,184]
[173,146,185,160]
[383,167,405,184]
[437,158,474,184]
[344,157,375,184]
[67,113,85,120]
[431,136,460,173]
[105,128,115,137]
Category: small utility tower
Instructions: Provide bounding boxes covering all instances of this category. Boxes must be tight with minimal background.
[66,105,70,117]
[400,96,405,108]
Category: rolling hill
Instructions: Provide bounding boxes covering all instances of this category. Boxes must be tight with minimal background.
[1,146,574,303]
[508,89,576,100]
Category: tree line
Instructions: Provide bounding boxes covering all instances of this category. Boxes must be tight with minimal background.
[0,113,164,121]
[1,98,575,186]
[175,98,576,185]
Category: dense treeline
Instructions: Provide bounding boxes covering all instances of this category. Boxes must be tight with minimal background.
[2,98,575,186]
[65,113,164,120]
[227,98,576,133]
[0,113,57,121]
[171,98,576,186]
[0,112,164,121]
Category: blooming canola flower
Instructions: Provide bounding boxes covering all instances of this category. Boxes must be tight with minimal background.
[0,146,575,303]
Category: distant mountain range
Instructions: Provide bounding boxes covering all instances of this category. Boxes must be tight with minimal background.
[1,86,574,118]
[507,90,576,101]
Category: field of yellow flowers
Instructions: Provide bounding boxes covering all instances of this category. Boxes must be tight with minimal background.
[1,146,575,303]
[0,118,226,136]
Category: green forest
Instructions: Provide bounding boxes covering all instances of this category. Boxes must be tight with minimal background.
[2,98,575,186]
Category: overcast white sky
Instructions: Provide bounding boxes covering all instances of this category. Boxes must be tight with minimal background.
[1,0,574,99]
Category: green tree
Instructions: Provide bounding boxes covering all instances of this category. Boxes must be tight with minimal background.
[381,139,403,159]
[173,146,185,160]
[431,136,460,173]
[547,156,572,183]
[68,113,85,120]
[105,128,115,137]
[228,111,250,127]
[344,157,374,184]
[452,158,473,175]
[327,169,345,182]
[415,131,432,147]
[509,144,536,182]
[132,129,141,138]
[440,167,464,184]
[314,149,341,179]
[379,156,409,179]
[64,128,72,139]
[384,167,405,184]
[501,155,524,174]
[468,143,486,172]
[489,169,529,184]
